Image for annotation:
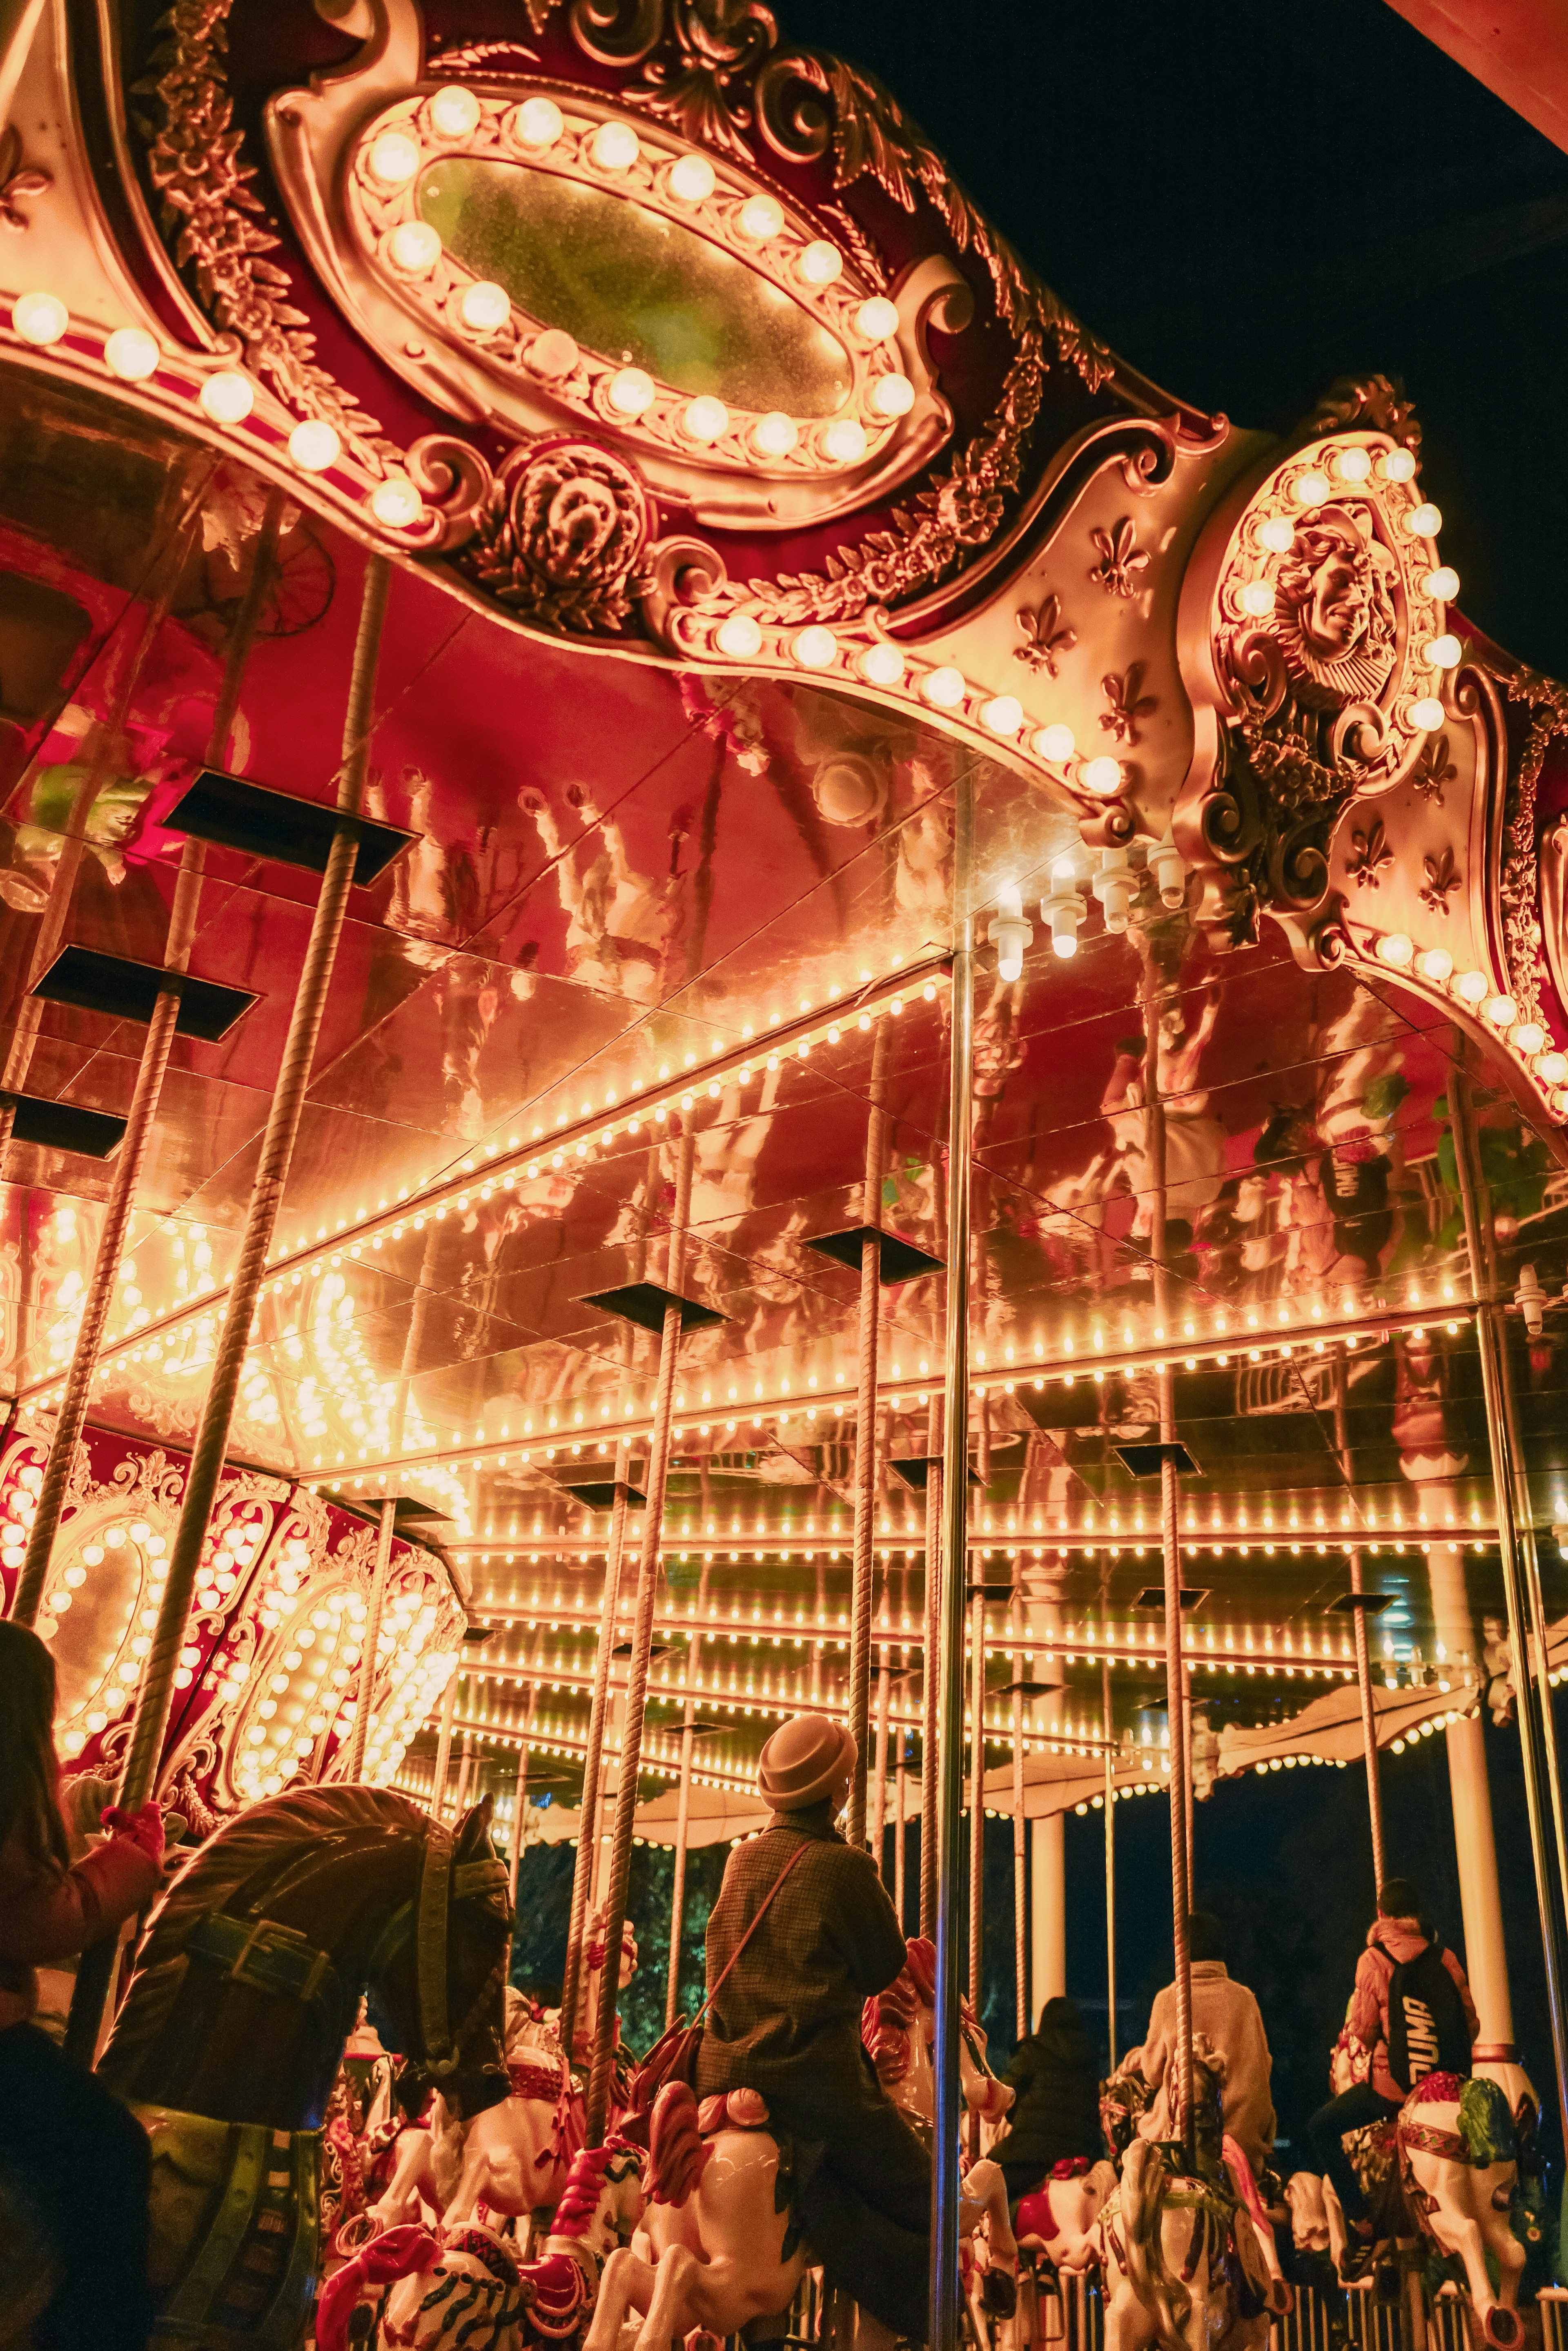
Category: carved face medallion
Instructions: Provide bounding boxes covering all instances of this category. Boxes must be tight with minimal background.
[1272,505,1398,705]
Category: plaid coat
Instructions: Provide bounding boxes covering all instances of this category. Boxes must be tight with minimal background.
[694,1809,908,2102]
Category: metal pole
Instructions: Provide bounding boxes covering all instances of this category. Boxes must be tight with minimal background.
[870,1658,891,1876]
[1103,1652,1118,2069]
[10,491,283,1628]
[560,1437,633,2060]
[848,1043,889,1848]
[665,1555,707,2030]
[968,1582,986,2021]
[1162,1452,1194,2173]
[894,1740,908,1931]
[1181,1652,1194,1893]
[586,1125,694,2146]
[509,1685,533,1905]
[931,772,973,2351]
[920,1393,942,1939]
[345,1497,397,1781]
[431,1665,458,1821]
[1012,1585,1027,2040]
[1348,1550,1388,1888]
[1450,1056,1568,2144]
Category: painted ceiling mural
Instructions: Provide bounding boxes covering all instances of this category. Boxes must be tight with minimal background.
[0,0,1562,1820]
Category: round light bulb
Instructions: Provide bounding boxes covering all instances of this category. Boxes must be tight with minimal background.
[514,97,563,147]
[920,666,966,710]
[607,365,655,416]
[527,327,579,378]
[1534,1051,1568,1085]
[429,85,480,139]
[683,394,729,443]
[1033,723,1076,761]
[1335,446,1372,481]
[592,120,641,171]
[751,410,798,459]
[1257,516,1295,554]
[104,326,160,381]
[668,153,715,203]
[980,694,1023,737]
[1423,565,1459,602]
[12,290,67,346]
[1483,994,1518,1027]
[289,419,341,472]
[368,131,421,187]
[1238,580,1276,617]
[1408,695,1445,731]
[1512,1021,1547,1055]
[1053,930,1079,960]
[716,613,763,659]
[1455,969,1489,1004]
[1082,755,1123,796]
[1379,448,1418,483]
[871,372,915,418]
[1417,947,1453,983]
[459,279,510,332]
[1375,933,1414,967]
[370,475,423,528]
[858,642,904,687]
[1294,470,1330,507]
[1423,633,1461,671]
[738,194,783,241]
[792,625,837,670]
[855,296,899,342]
[1407,501,1442,537]
[389,219,442,273]
[799,239,843,286]
[199,370,254,423]
[822,417,866,465]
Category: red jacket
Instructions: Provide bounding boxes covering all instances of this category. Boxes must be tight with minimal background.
[1350,1915,1479,2101]
[0,1821,160,2032]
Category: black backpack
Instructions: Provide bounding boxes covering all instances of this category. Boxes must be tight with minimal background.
[1384,1938,1471,2094]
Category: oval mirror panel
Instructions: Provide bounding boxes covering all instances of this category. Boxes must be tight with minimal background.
[416,159,854,418]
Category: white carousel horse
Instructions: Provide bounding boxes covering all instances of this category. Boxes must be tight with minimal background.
[1282,2170,1340,2257]
[1015,2159,1119,2269]
[1083,2038,1279,2351]
[1394,2073,1525,2350]
[343,1993,582,2252]
[581,2079,1021,2351]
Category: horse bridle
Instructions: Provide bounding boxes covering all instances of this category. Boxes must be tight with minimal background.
[194,1818,511,2076]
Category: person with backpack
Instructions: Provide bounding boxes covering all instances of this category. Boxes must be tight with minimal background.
[1306,1876,1479,2261]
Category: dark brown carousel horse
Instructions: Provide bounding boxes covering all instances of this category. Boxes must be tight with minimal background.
[89,1786,512,2351]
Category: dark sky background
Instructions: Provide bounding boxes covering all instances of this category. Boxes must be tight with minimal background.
[779,0,1568,677]
[508,0,1568,2175]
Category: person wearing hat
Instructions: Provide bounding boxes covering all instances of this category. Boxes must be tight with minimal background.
[695,1711,929,2344]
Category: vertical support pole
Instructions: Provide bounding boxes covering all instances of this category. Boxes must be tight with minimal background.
[870,1659,891,1876]
[848,1037,889,1848]
[1011,1585,1027,2040]
[968,1581,986,2017]
[1180,1653,1194,1893]
[1103,1653,1118,2069]
[920,1397,942,1939]
[432,1663,458,1823]
[345,1495,396,1781]
[452,1736,474,1821]
[1349,1550,1388,1889]
[1428,1537,1515,2054]
[931,773,974,2351]
[1031,1814,1065,2008]
[510,1686,533,1905]
[1450,1053,1568,2145]
[665,1555,706,2031]
[1162,1452,1194,2173]
[894,1739,908,1930]
[587,1125,694,2147]
[560,1439,633,2060]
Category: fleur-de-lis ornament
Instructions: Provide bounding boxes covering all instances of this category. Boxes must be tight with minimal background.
[1346,818,1394,889]
[0,126,50,232]
[1099,662,1158,746]
[1420,846,1461,914]
[1014,593,1077,677]
[1410,733,1457,806]
[1089,518,1149,600]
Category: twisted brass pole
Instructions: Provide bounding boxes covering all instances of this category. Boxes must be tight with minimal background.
[1348,1549,1388,1889]
[345,1498,397,1783]
[847,1034,888,1847]
[920,1392,942,1938]
[1103,1651,1118,2068]
[1163,1453,1194,2173]
[666,1555,708,2030]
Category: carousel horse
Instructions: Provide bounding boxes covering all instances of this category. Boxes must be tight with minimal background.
[90,1788,512,2351]
[343,1989,582,2254]
[1015,2158,1119,2270]
[582,2078,1021,2351]
[1082,2038,1279,2351]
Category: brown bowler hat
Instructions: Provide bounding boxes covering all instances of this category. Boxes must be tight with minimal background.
[757,1711,857,1810]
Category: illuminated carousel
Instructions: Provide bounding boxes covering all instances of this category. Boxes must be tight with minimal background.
[2,2,1568,2347]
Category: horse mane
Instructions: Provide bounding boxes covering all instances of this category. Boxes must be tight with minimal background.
[101,1785,427,2088]
[552,2138,640,2237]
[904,1936,936,2007]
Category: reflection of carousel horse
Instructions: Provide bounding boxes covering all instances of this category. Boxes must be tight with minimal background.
[91,1790,510,2351]
[344,1991,583,2253]
[1088,2040,1279,2351]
